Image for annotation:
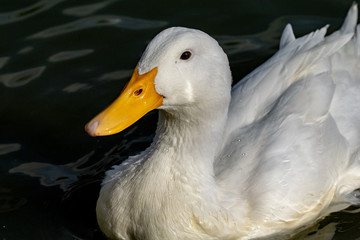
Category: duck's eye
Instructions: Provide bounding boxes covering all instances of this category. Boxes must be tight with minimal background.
[180,51,192,60]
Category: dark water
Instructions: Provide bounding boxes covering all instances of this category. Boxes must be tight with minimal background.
[1,0,360,239]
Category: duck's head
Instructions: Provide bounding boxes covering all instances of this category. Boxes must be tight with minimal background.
[86,27,232,136]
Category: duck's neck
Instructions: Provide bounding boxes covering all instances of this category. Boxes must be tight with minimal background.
[152,105,228,180]
[133,105,229,220]
[133,104,247,238]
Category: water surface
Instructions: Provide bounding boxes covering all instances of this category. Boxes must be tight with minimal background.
[1,0,360,239]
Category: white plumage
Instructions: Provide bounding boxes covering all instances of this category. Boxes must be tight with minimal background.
[92,4,360,239]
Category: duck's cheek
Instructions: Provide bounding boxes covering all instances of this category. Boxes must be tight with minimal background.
[85,66,163,136]
[159,94,195,109]
[156,81,195,106]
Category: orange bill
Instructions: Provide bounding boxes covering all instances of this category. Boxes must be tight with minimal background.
[85,66,163,136]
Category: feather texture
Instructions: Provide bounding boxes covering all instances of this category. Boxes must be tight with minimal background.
[94,4,360,240]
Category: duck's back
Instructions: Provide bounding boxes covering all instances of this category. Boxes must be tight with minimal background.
[329,29,360,151]
[214,4,360,233]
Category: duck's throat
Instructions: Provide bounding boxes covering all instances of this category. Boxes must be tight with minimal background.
[152,109,227,172]
[125,108,243,238]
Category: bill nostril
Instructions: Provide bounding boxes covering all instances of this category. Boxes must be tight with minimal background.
[134,89,143,96]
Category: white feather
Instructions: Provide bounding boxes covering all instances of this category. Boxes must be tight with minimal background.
[96,5,360,240]
[279,24,296,49]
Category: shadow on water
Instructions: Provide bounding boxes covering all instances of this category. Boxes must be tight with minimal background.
[1,0,360,239]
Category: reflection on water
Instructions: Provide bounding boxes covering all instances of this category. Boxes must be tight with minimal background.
[17,46,34,54]
[62,82,91,93]
[0,57,9,69]
[48,49,94,62]
[99,69,132,81]
[28,15,167,39]
[10,151,97,191]
[2,0,360,239]
[292,222,337,240]
[63,0,118,17]
[0,66,46,87]
[0,144,21,155]
[219,15,337,60]
[8,133,154,195]
[0,0,65,25]
[256,221,338,240]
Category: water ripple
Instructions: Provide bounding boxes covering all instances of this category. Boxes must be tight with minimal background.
[9,152,95,191]
[62,83,91,93]
[48,49,94,62]
[9,145,126,192]
[0,57,10,69]
[99,70,132,81]
[28,15,167,39]
[219,36,265,56]
[0,0,65,25]
[0,143,21,156]
[0,66,46,88]
[0,187,27,213]
[17,46,34,55]
[63,0,118,17]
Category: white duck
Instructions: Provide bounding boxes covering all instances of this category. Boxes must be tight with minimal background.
[86,4,360,240]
